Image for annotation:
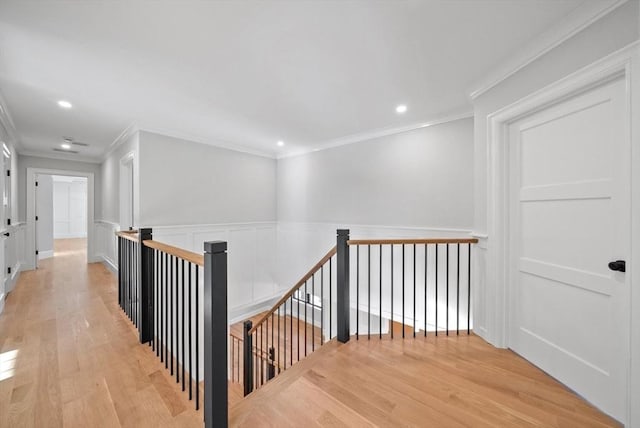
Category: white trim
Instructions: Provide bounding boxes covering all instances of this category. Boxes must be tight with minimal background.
[469,0,628,100]
[95,219,120,226]
[26,168,96,270]
[277,221,472,235]
[485,40,638,425]
[101,122,138,161]
[96,111,474,163]
[99,254,118,274]
[138,126,275,159]
[277,110,474,160]
[17,150,101,164]
[38,249,54,260]
[0,88,21,150]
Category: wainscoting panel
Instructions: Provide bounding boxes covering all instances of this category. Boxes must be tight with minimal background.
[153,222,279,320]
[94,220,120,272]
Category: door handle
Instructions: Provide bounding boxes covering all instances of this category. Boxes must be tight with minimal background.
[608,260,626,273]
[3,232,9,237]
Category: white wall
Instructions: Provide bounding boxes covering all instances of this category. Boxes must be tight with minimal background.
[277,117,473,228]
[35,174,53,258]
[138,131,276,226]
[100,131,138,224]
[276,118,474,291]
[53,176,87,239]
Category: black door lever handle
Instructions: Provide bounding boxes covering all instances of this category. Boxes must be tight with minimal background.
[608,260,626,273]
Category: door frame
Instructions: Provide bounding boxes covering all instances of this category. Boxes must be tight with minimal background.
[485,41,639,424]
[26,168,95,269]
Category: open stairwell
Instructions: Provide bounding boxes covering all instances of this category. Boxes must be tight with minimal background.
[229,334,620,427]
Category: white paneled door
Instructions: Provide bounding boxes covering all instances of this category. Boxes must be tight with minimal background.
[508,77,628,421]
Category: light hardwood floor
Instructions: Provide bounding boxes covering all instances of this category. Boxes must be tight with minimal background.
[0,238,622,427]
[0,239,204,428]
[231,334,622,427]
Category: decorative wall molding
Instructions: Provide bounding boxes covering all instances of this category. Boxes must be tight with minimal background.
[0,88,21,150]
[17,150,101,164]
[277,110,474,160]
[469,0,629,100]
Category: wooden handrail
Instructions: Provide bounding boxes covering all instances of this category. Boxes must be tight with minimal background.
[115,230,139,242]
[347,238,479,245]
[142,240,204,266]
[249,246,336,335]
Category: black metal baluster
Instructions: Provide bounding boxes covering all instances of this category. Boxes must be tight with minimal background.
[446,244,449,336]
[152,249,156,352]
[304,280,307,357]
[282,305,287,370]
[456,244,460,336]
[320,266,324,344]
[379,244,382,339]
[435,245,439,337]
[312,274,315,351]
[368,245,371,340]
[175,256,180,384]
[188,262,192,400]
[297,288,300,362]
[413,244,416,338]
[271,312,274,375]
[425,244,428,337]
[329,258,332,340]
[278,306,281,373]
[289,297,293,367]
[182,259,185,390]
[195,265,199,410]
[162,252,166,364]
[260,324,263,386]
[402,244,405,339]
[356,245,359,340]
[468,243,472,335]
[170,255,173,375]
[391,245,394,339]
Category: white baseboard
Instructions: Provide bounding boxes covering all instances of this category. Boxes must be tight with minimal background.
[38,250,54,260]
[229,294,282,324]
[100,255,118,274]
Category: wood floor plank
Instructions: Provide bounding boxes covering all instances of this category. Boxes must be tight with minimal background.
[0,239,204,428]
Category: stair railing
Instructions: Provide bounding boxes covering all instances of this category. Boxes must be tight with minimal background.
[242,244,337,395]
[242,229,478,396]
[116,229,228,428]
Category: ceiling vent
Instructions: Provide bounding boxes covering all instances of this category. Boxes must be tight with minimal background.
[53,148,79,154]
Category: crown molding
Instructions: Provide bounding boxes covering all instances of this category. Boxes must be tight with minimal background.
[468,0,628,101]
[137,125,277,159]
[0,88,21,150]
[276,110,474,160]
[17,149,101,164]
[100,122,139,161]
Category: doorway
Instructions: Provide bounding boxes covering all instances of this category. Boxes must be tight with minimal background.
[26,168,95,269]
[486,47,638,425]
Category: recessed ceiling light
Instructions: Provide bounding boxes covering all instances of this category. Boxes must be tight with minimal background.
[60,143,71,149]
[396,105,407,114]
[57,100,72,109]
[277,141,284,147]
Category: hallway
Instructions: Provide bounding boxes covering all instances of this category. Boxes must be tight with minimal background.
[0,239,203,427]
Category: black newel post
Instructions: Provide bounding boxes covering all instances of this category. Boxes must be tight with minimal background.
[117,236,122,307]
[138,228,153,343]
[204,241,228,428]
[243,320,253,396]
[337,229,350,343]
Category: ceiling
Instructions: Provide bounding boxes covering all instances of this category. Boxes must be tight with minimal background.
[0,0,597,161]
